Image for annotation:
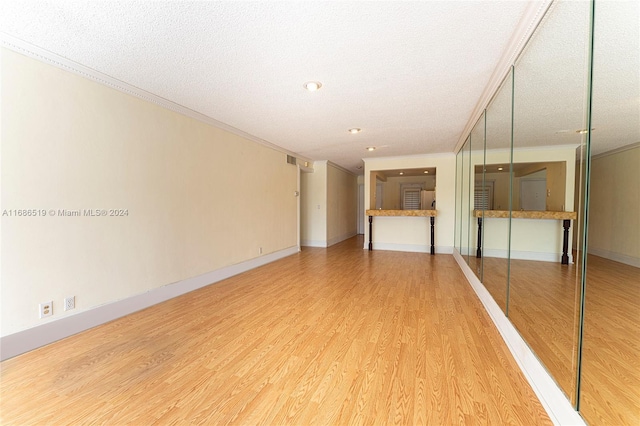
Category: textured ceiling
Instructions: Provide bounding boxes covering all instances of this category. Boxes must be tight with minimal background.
[0,0,539,172]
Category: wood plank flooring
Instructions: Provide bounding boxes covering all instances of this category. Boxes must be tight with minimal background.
[579,255,640,426]
[0,236,551,425]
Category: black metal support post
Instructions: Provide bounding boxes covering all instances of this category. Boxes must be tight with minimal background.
[430,217,435,255]
[368,216,373,251]
[476,217,482,258]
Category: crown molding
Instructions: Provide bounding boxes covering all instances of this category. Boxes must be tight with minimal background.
[0,33,312,166]
[327,160,357,177]
[592,141,640,160]
[454,0,554,154]
[363,151,455,164]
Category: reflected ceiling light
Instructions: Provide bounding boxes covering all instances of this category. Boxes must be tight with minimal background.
[303,81,322,91]
[424,170,429,174]
[366,147,376,151]
[576,128,595,134]
[498,167,504,171]
[348,128,362,134]
[399,172,404,175]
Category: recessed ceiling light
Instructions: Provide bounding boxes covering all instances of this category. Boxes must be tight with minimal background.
[399,172,404,175]
[366,147,376,152]
[303,81,322,91]
[348,128,362,134]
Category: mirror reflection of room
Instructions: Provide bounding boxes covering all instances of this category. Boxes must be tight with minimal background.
[476,162,566,212]
[455,0,639,424]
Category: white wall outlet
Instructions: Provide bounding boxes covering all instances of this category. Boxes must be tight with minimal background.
[39,301,53,318]
[64,296,75,311]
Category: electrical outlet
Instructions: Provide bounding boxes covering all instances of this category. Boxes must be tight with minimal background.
[39,301,53,318]
[64,296,75,311]
[259,247,263,254]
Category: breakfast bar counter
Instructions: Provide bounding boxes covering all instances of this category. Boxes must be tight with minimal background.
[366,209,438,254]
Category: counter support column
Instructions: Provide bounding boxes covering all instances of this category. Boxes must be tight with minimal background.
[476,217,482,258]
[430,217,435,255]
[368,216,373,251]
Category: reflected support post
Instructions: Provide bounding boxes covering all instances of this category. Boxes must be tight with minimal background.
[562,219,570,265]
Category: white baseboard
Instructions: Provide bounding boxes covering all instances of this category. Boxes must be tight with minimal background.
[327,231,357,247]
[0,245,300,361]
[301,239,327,248]
[587,247,640,268]
[453,250,585,426]
[363,242,453,254]
[482,248,573,264]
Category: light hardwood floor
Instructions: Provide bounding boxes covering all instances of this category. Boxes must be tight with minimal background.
[0,236,551,425]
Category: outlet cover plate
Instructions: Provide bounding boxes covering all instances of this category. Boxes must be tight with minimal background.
[64,296,75,311]
[39,301,53,318]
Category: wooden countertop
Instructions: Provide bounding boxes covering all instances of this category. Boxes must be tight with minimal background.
[473,210,577,220]
[366,209,437,217]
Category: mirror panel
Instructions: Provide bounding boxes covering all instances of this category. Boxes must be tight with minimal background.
[453,0,638,419]
[509,0,591,402]
[481,70,513,312]
[579,0,640,423]
[469,113,485,277]
[460,136,471,262]
[455,151,462,252]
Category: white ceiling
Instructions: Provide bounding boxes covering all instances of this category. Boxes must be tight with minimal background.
[2,1,547,172]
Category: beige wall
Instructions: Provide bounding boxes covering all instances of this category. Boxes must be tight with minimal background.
[587,145,640,264]
[483,172,511,210]
[301,161,357,247]
[369,171,387,209]
[327,164,357,245]
[1,49,298,336]
[300,162,327,246]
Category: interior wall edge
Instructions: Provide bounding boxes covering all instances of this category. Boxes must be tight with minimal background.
[0,34,313,167]
[0,245,300,361]
[591,141,640,160]
[327,231,358,248]
[452,249,586,426]
[326,160,357,177]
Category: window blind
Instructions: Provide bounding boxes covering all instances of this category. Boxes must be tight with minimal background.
[403,188,421,210]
